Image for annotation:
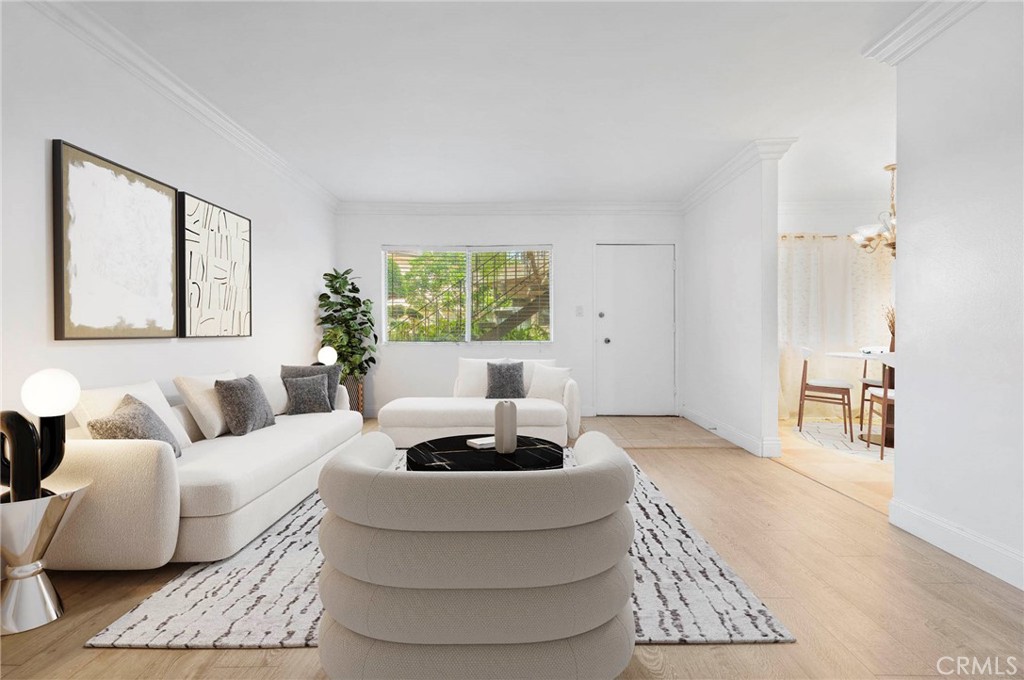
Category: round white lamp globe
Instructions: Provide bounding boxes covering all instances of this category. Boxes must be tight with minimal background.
[317,346,338,366]
[20,369,81,417]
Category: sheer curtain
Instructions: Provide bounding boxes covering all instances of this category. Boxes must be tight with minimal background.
[778,234,893,419]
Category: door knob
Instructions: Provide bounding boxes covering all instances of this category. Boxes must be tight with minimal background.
[604,338,611,344]
[598,312,605,318]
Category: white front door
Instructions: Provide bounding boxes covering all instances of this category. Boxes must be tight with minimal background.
[594,244,676,415]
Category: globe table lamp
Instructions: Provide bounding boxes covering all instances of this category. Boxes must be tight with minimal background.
[316,345,338,366]
[1,369,80,501]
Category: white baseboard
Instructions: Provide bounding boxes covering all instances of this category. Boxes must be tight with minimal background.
[761,436,782,458]
[889,498,1024,590]
[679,407,778,457]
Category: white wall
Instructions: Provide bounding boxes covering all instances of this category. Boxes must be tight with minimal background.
[335,209,683,416]
[1,5,338,409]
[777,201,886,235]
[890,3,1023,588]
[679,159,781,457]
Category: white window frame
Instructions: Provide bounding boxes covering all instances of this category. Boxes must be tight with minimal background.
[381,245,554,345]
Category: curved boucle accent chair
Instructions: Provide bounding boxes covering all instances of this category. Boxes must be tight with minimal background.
[318,431,635,531]
[318,506,634,589]
[320,557,634,644]
[317,431,636,680]
[319,606,636,680]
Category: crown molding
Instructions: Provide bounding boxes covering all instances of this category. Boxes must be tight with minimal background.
[862,1,984,66]
[30,1,340,208]
[680,138,797,214]
[336,201,687,217]
[748,138,799,162]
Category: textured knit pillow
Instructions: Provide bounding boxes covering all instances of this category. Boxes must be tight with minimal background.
[214,374,276,436]
[280,364,344,409]
[283,375,332,414]
[72,380,192,451]
[486,361,526,399]
[87,394,182,458]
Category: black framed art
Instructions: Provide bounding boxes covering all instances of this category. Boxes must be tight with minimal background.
[52,140,178,339]
[177,192,252,337]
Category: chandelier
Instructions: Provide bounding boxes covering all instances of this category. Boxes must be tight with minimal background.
[851,163,897,256]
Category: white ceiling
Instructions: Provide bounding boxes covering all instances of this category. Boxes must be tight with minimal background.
[90,1,914,205]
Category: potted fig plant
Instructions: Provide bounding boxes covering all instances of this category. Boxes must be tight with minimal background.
[317,268,377,413]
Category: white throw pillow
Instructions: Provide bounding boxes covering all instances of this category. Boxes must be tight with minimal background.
[257,375,289,415]
[72,380,192,450]
[174,371,236,439]
[527,365,572,402]
[508,359,557,392]
[454,358,501,398]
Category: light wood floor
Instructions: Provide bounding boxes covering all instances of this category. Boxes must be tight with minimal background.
[775,418,894,515]
[2,417,1020,679]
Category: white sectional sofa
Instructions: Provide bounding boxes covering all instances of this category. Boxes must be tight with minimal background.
[45,382,362,570]
[378,358,580,448]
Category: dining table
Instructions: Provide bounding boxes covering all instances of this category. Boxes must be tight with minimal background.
[825,351,897,447]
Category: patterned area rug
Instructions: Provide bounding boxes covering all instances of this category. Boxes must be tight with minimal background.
[796,422,895,460]
[88,454,793,648]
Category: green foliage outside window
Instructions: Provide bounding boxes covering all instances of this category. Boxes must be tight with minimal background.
[386,249,551,343]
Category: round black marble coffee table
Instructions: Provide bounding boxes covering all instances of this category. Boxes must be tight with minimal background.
[407,434,563,472]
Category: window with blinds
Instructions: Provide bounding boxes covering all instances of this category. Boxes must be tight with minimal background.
[384,248,551,343]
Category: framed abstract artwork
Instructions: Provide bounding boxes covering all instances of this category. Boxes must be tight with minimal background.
[177,192,252,337]
[52,140,179,339]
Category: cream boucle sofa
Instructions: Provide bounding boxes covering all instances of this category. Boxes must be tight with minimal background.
[378,359,581,448]
[316,431,636,680]
[46,393,362,570]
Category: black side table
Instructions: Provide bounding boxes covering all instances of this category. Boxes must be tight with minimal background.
[407,435,563,472]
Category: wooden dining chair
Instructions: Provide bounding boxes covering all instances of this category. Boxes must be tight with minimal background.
[797,347,855,443]
[858,360,883,431]
[865,359,895,460]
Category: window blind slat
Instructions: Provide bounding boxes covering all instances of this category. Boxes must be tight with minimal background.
[385,248,550,343]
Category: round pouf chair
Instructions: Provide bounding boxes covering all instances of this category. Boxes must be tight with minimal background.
[317,430,636,680]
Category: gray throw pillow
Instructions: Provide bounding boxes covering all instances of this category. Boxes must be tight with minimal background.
[280,364,344,409]
[214,374,276,436]
[283,375,332,415]
[486,361,526,399]
[87,394,182,458]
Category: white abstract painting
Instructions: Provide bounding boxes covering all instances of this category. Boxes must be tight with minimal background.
[181,194,252,337]
[56,142,178,339]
